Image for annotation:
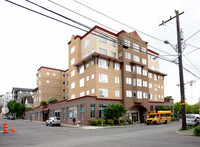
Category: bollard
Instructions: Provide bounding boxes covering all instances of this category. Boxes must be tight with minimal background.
[3,123,9,133]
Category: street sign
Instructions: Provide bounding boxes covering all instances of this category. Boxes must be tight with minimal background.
[80,107,86,113]
[180,100,185,106]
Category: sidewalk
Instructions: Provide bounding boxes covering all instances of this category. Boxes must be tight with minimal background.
[176,128,194,136]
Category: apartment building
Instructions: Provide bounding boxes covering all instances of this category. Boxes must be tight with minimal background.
[26,26,173,125]
[12,87,33,103]
[33,67,69,107]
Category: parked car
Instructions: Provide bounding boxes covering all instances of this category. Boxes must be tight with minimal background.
[9,116,16,120]
[186,114,200,126]
[3,116,9,119]
[46,117,61,126]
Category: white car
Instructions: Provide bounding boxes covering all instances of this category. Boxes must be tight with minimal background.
[46,117,61,126]
[186,114,200,126]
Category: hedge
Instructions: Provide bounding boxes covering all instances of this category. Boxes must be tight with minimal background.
[194,126,200,136]
[98,118,105,124]
[91,119,98,126]
[107,119,114,125]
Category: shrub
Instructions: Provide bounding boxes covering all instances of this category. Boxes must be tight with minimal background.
[91,119,98,126]
[107,119,114,125]
[40,101,47,105]
[48,97,58,103]
[120,120,125,123]
[171,117,177,121]
[126,119,133,124]
[26,107,33,110]
[194,126,200,136]
[98,118,105,124]
[114,119,119,125]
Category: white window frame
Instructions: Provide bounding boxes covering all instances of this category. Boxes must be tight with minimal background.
[137,79,142,87]
[80,78,84,87]
[98,59,108,69]
[115,76,120,84]
[115,90,120,97]
[126,90,132,97]
[71,70,75,77]
[114,63,120,70]
[125,52,131,60]
[126,77,132,85]
[126,64,131,72]
[99,73,108,83]
[99,88,108,97]
[71,82,75,89]
[71,46,75,54]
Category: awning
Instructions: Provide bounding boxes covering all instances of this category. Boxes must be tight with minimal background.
[129,104,147,110]
[42,108,50,112]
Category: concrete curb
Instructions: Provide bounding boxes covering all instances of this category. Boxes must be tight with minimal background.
[175,129,194,136]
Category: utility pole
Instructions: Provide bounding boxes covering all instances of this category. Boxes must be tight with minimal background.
[159,10,186,129]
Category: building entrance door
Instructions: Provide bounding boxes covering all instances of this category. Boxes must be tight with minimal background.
[132,112,138,123]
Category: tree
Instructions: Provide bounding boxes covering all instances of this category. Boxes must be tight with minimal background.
[186,103,193,114]
[192,103,199,114]
[48,97,58,103]
[174,102,181,117]
[157,105,171,111]
[104,104,125,120]
[7,100,16,115]
[40,101,47,105]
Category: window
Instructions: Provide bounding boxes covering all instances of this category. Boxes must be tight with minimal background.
[149,83,152,89]
[56,89,58,92]
[133,55,140,62]
[91,59,94,65]
[66,74,68,78]
[154,74,157,81]
[83,39,90,48]
[80,91,85,97]
[115,76,120,84]
[149,94,153,99]
[142,47,146,53]
[125,40,131,47]
[68,106,77,119]
[80,78,84,87]
[155,84,157,91]
[90,104,96,118]
[86,76,89,81]
[81,105,85,119]
[136,66,141,75]
[119,52,122,57]
[155,94,157,101]
[137,91,142,99]
[137,79,142,87]
[39,80,41,85]
[142,58,147,65]
[133,43,139,52]
[143,92,148,99]
[98,59,108,69]
[132,66,136,74]
[71,82,75,89]
[71,46,75,54]
[143,69,147,76]
[91,74,94,79]
[53,81,56,84]
[143,81,148,87]
[126,90,132,97]
[111,51,116,58]
[126,77,132,85]
[91,48,95,53]
[91,88,95,94]
[133,91,137,99]
[99,73,108,83]
[99,48,107,55]
[63,108,65,120]
[149,73,152,78]
[99,104,108,118]
[71,70,75,77]
[99,36,107,44]
[39,73,41,77]
[161,85,163,89]
[47,80,49,84]
[86,90,89,95]
[133,78,136,86]
[47,72,49,76]
[47,88,50,91]
[80,65,84,74]
[110,40,116,47]
[115,90,120,97]
[125,52,131,59]
[158,85,160,89]
[99,88,108,97]
[126,64,131,72]
[71,94,75,99]
[158,75,160,79]
[86,62,89,67]
[114,63,120,70]
[71,58,75,65]
[83,51,90,58]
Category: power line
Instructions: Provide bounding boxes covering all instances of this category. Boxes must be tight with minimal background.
[183,55,200,74]
[184,44,200,55]
[184,29,200,43]
[5,0,200,80]
[73,0,165,43]
[49,0,176,57]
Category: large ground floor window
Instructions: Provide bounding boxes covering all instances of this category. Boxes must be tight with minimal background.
[68,106,78,119]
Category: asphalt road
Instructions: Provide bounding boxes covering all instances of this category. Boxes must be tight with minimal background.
[0,118,199,147]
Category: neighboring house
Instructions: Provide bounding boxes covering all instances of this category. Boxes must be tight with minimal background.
[12,87,34,103]
[21,96,33,108]
[26,25,173,125]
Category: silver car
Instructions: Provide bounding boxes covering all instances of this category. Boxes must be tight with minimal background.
[46,117,61,126]
[186,114,200,126]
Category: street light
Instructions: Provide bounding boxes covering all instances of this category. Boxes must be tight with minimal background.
[164,40,177,53]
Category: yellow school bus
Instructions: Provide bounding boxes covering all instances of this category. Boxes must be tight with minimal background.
[146,111,171,125]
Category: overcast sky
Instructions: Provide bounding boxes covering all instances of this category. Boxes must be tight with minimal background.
[0,0,200,104]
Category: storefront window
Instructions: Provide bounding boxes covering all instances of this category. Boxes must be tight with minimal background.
[99,104,108,118]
